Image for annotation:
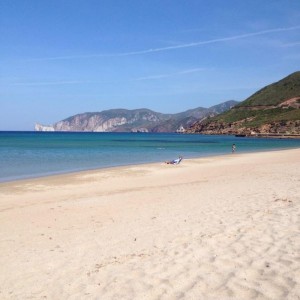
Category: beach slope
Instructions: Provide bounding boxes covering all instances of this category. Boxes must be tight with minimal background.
[0,149,300,299]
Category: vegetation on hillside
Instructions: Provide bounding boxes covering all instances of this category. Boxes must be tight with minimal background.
[217,108,300,128]
[236,71,300,107]
[188,71,300,135]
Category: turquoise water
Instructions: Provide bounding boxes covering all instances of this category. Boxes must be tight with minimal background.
[0,131,300,182]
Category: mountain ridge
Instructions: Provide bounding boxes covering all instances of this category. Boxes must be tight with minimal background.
[35,100,238,133]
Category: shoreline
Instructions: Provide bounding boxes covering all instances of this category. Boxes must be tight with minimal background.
[1,148,299,299]
[1,146,299,185]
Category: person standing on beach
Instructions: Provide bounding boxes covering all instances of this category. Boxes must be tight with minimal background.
[232,144,236,153]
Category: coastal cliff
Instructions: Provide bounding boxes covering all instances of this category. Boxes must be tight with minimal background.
[35,109,170,132]
[35,101,238,133]
[34,123,55,131]
[187,72,300,137]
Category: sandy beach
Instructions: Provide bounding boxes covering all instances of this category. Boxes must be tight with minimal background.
[0,148,299,300]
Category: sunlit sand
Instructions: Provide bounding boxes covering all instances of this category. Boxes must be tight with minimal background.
[0,149,299,299]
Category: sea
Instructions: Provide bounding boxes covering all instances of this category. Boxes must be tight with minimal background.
[1,131,300,183]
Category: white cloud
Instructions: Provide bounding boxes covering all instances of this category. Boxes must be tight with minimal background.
[133,68,206,81]
[27,25,300,61]
[8,68,206,86]
[9,80,95,86]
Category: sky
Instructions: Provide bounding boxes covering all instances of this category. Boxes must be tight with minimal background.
[1,0,300,130]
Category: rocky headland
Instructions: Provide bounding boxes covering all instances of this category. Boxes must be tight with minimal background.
[187,72,300,137]
[35,101,237,133]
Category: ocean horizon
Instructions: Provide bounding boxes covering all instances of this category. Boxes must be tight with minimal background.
[1,131,300,183]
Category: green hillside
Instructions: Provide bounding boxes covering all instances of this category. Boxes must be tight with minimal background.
[216,107,300,128]
[188,71,300,136]
[238,71,300,107]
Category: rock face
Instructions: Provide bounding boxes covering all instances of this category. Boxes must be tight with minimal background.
[188,119,300,136]
[187,72,300,136]
[35,101,238,133]
[36,109,168,132]
[54,114,128,132]
[34,123,54,131]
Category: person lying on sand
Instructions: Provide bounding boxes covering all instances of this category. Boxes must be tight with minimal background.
[165,156,183,165]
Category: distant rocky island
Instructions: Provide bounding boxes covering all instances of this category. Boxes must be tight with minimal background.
[187,71,300,137]
[35,101,238,133]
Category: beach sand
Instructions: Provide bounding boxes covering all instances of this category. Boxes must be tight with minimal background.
[0,149,299,300]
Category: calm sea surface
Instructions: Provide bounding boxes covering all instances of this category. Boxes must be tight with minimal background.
[1,131,300,182]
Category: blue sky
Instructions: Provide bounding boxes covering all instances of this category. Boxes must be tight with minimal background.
[1,0,300,130]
